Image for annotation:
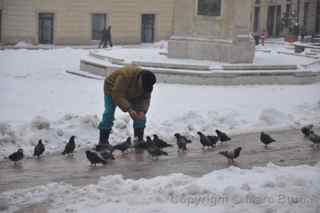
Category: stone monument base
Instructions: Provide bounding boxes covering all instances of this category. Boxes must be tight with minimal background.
[168,35,255,63]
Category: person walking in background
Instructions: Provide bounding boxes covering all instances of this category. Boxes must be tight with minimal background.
[99,26,113,48]
[260,30,268,46]
[300,24,306,41]
[98,65,157,148]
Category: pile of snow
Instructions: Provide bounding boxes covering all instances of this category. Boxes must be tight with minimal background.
[31,116,50,130]
[1,163,320,213]
[14,41,34,48]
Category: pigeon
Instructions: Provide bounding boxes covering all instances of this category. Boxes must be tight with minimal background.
[100,149,115,160]
[207,135,219,147]
[216,129,231,143]
[174,133,190,152]
[133,138,149,150]
[85,150,107,166]
[146,136,157,148]
[301,124,314,137]
[113,137,132,153]
[308,132,320,148]
[260,132,276,147]
[153,134,172,148]
[197,131,212,149]
[219,147,242,163]
[9,148,24,165]
[33,139,45,158]
[62,135,76,155]
[94,143,114,152]
[147,146,168,160]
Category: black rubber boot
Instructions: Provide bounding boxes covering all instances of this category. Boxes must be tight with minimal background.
[134,128,144,141]
[99,129,110,145]
[96,129,113,152]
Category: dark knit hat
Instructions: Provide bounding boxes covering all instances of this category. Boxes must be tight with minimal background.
[141,70,156,92]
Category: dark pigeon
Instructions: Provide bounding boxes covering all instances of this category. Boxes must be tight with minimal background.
[260,132,276,147]
[9,148,24,165]
[94,143,114,152]
[301,124,314,137]
[133,138,149,150]
[216,129,231,143]
[153,134,172,148]
[33,139,45,158]
[197,131,213,149]
[113,137,132,153]
[62,135,76,155]
[85,150,107,166]
[219,147,242,163]
[207,135,219,147]
[174,133,190,152]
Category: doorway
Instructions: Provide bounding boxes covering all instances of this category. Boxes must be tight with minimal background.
[39,13,54,44]
[141,14,155,43]
[253,6,260,32]
[267,6,275,36]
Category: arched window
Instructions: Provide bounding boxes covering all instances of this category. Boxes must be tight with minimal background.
[197,0,222,16]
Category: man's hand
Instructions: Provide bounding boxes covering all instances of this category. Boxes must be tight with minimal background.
[129,109,145,120]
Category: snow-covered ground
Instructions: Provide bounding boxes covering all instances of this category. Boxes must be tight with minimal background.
[1,163,320,213]
[0,44,320,158]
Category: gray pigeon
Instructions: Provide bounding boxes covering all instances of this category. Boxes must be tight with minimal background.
[62,135,76,155]
[113,137,132,153]
[219,147,242,163]
[147,146,168,160]
[308,132,320,148]
[85,150,107,166]
[9,148,24,165]
[33,139,45,158]
[100,149,115,160]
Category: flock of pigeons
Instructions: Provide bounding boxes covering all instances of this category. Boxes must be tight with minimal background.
[7,125,320,166]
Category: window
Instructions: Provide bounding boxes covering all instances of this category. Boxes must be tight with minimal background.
[92,14,106,40]
[197,0,222,16]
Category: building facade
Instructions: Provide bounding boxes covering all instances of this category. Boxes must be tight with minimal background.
[251,0,319,37]
[0,0,174,45]
[0,0,319,45]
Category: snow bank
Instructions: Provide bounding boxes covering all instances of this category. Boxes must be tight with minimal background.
[14,41,34,48]
[2,163,320,213]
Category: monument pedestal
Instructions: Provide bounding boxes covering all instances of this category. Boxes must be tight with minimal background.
[168,0,255,64]
[168,35,255,64]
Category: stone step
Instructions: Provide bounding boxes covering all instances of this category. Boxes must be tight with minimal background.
[131,61,211,71]
[222,64,297,71]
